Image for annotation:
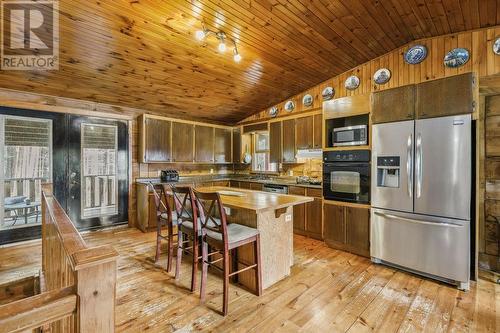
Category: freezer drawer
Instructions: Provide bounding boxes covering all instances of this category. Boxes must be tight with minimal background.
[371,208,470,283]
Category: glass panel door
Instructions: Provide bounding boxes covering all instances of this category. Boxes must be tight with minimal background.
[81,124,118,219]
[67,115,128,230]
[0,116,52,231]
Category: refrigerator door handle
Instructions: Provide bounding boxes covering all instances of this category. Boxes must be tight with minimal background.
[373,211,463,228]
[406,134,413,198]
[415,133,422,198]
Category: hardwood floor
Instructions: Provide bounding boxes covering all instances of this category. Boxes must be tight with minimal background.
[1,227,498,332]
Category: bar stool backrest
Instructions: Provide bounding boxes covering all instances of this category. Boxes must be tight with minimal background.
[193,190,228,244]
[171,185,198,227]
[151,183,171,221]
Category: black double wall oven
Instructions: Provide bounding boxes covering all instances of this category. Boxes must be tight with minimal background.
[323,150,370,204]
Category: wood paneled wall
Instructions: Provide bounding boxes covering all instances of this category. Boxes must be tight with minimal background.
[241,27,500,123]
[482,95,500,275]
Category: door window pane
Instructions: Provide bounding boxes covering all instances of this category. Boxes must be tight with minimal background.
[1,116,52,230]
[81,124,118,218]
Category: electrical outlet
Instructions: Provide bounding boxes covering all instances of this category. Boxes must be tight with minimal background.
[285,214,292,222]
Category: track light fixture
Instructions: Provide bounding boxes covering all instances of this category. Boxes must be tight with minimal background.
[194,23,242,62]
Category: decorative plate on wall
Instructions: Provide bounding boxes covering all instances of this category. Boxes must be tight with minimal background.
[373,68,391,85]
[345,75,360,90]
[444,48,470,68]
[322,86,335,100]
[302,94,313,107]
[269,106,278,117]
[494,37,500,55]
[284,100,295,112]
[404,45,427,64]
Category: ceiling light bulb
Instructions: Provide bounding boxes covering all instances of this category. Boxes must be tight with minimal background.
[195,30,206,41]
[234,53,242,62]
[218,42,226,53]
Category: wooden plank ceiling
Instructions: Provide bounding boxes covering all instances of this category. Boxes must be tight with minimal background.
[0,0,498,124]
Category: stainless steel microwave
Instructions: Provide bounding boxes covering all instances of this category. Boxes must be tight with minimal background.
[333,125,367,146]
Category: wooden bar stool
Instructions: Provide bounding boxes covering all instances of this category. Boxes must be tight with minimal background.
[171,185,201,292]
[194,190,262,316]
[150,183,176,272]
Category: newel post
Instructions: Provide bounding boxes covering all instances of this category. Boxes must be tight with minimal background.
[72,246,119,332]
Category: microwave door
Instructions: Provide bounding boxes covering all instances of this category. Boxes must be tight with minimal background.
[371,120,414,213]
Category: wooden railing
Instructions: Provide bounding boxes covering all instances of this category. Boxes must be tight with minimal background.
[0,184,119,333]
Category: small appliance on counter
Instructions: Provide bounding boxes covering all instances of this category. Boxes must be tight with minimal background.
[160,169,179,182]
[323,150,370,204]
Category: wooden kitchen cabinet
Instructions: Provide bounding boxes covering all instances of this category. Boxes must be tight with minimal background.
[289,186,306,233]
[416,73,475,119]
[305,188,323,239]
[296,116,313,149]
[140,116,172,163]
[239,181,251,189]
[345,206,370,257]
[195,125,215,163]
[323,201,370,258]
[372,85,415,124]
[269,121,282,163]
[172,121,194,162]
[290,186,323,239]
[214,128,232,163]
[230,180,240,188]
[323,202,346,245]
[250,183,263,191]
[313,114,322,149]
[282,119,296,163]
[233,128,241,163]
[212,180,230,187]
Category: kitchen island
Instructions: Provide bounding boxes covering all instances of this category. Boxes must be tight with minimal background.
[195,186,313,290]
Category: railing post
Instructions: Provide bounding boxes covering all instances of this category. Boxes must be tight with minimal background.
[73,246,118,333]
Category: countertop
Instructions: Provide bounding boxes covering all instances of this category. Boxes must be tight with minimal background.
[195,186,314,213]
[136,174,322,189]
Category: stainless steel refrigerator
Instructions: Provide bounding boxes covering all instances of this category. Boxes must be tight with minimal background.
[371,114,471,290]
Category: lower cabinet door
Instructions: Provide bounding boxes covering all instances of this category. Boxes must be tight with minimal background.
[250,183,263,191]
[289,186,306,234]
[239,181,251,189]
[346,206,370,257]
[306,198,323,239]
[323,203,346,247]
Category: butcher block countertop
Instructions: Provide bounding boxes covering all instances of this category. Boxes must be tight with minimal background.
[195,186,313,213]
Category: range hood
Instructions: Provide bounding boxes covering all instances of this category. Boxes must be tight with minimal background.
[295,149,322,159]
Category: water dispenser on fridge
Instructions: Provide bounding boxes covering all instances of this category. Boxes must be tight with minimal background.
[376,157,400,188]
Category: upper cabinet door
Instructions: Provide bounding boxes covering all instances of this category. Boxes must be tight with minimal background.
[269,121,282,164]
[172,122,194,162]
[142,117,171,162]
[313,114,322,149]
[195,125,215,163]
[296,116,313,149]
[282,119,296,163]
[214,128,232,163]
[416,73,475,119]
[232,128,241,163]
[372,85,415,124]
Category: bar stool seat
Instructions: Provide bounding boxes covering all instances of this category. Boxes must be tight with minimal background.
[205,223,259,248]
[161,212,177,224]
[181,218,216,234]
